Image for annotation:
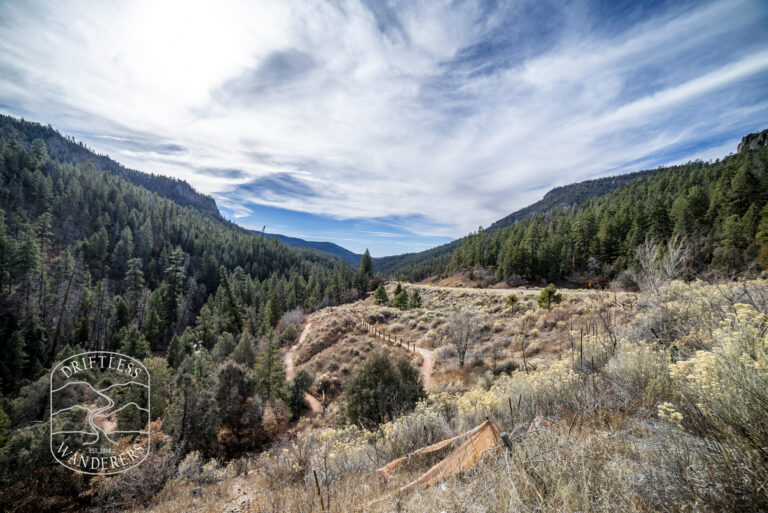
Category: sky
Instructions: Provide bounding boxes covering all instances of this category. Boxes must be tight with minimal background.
[1,0,767,256]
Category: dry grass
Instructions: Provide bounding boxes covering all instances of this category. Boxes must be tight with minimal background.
[134,279,768,513]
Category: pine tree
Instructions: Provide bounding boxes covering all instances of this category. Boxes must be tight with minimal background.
[166,334,186,368]
[375,284,389,305]
[112,296,131,345]
[144,356,170,420]
[0,331,27,392]
[170,374,218,458]
[126,258,145,313]
[218,266,244,333]
[538,284,562,311]
[360,249,372,276]
[231,328,257,367]
[161,248,185,346]
[35,213,52,319]
[118,322,151,359]
[16,224,41,314]
[143,305,162,351]
[0,211,14,293]
[408,289,422,309]
[216,360,264,457]
[345,352,425,427]
[29,138,49,169]
[287,369,313,418]
[254,333,285,400]
[354,249,373,291]
[265,288,281,329]
[71,271,93,347]
[393,288,408,309]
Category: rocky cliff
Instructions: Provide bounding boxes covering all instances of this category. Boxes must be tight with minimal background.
[738,128,768,153]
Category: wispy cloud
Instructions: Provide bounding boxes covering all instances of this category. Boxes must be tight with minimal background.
[0,0,766,254]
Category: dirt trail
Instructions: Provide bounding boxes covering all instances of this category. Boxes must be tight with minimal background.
[413,346,433,391]
[356,312,434,391]
[284,322,323,416]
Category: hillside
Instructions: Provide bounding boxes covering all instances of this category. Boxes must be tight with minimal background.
[373,238,459,279]
[107,278,767,513]
[379,132,768,284]
[487,168,660,231]
[374,169,661,280]
[0,115,221,219]
[0,113,356,404]
[264,232,363,267]
[1,120,767,513]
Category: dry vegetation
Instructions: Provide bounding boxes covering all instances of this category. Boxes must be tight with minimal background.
[361,283,637,391]
[292,306,418,415]
[128,279,768,513]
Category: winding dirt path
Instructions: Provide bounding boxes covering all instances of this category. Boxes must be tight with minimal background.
[284,322,323,416]
[356,312,434,391]
[413,346,434,391]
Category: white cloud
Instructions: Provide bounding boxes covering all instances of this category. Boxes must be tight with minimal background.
[0,0,766,239]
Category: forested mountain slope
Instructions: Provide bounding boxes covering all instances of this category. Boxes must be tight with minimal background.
[374,168,661,280]
[373,239,459,281]
[487,169,659,231]
[0,117,359,398]
[0,115,221,218]
[380,133,768,284]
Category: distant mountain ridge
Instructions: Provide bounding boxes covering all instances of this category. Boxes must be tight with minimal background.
[263,232,363,266]
[374,168,661,278]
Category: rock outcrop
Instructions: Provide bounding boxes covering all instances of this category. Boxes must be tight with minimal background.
[738,128,768,153]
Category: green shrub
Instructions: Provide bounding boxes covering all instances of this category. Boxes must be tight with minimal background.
[345,352,425,428]
[286,369,313,418]
[279,323,298,346]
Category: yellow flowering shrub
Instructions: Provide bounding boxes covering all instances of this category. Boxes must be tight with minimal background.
[604,338,670,407]
[669,304,768,431]
[657,401,683,428]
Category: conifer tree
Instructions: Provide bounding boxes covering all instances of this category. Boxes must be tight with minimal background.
[408,289,422,308]
[216,360,264,457]
[538,284,562,311]
[265,289,281,329]
[231,328,257,367]
[161,248,185,346]
[375,284,389,305]
[254,333,285,400]
[166,333,186,368]
[354,249,373,291]
[143,304,162,351]
[218,266,244,333]
[126,258,145,313]
[118,322,151,359]
[393,288,408,309]
[287,369,313,418]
